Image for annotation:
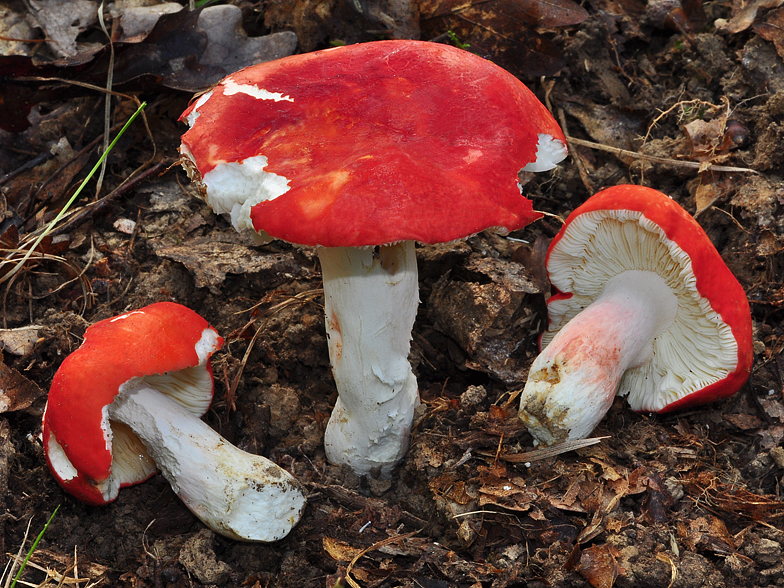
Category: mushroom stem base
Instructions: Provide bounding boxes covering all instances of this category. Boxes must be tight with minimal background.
[110,383,307,542]
[320,242,420,476]
[519,270,678,444]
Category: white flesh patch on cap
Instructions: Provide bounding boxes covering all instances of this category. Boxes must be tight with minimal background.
[102,402,113,453]
[194,326,222,366]
[45,431,79,482]
[200,155,291,235]
[110,310,145,322]
[184,91,213,127]
[223,79,293,102]
[521,134,568,172]
[544,210,738,412]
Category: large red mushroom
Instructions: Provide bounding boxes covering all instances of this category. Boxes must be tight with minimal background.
[43,302,306,542]
[179,40,567,475]
[518,185,753,444]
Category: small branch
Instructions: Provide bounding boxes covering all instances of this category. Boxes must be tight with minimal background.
[47,158,175,238]
[565,136,759,175]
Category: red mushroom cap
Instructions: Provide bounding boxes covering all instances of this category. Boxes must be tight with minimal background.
[43,302,224,504]
[543,185,753,412]
[179,40,566,247]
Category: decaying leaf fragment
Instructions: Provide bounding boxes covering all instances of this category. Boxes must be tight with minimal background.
[681,471,784,519]
[0,326,42,356]
[25,0,99,58]
[717,0,784,33]
[477,465,539,512]
[566,543,624,588]
[0,356,45,413]
[0,5,297,132]
[323,536,365,562]
[678,515,736,554]
[754,7,784,59]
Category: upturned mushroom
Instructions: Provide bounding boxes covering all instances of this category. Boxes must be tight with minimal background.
[43,302,307,542]
[518,185,753,445]
[179,40,567,475]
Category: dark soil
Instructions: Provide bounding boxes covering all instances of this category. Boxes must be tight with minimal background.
[2,1,784,587]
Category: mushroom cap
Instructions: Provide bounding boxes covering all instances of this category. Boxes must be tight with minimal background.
[179,40,566,247]
[43,302,224,505]
[542,185,753,413]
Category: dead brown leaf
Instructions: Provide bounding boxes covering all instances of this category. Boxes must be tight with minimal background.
[756,230,784,256]
[560,100,646,151]
[323,536,365,562]
[724,413,765,430]
[430,473,476,505]
[758,425,784,450]
[477,478,539,512]
[682,471,784,519]
[26,0,98,59]
[691,172,736,216]
[0,355,45,413]
[761,397,784,420]
[719,0,784,33]
[683,118,731,160]
[754,7,784,59]
[0,326,43,356]
[679,515,736,554]
[566,543,623,588]
[642,472,673,523]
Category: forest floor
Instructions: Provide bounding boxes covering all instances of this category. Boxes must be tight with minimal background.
[1,0,784,586]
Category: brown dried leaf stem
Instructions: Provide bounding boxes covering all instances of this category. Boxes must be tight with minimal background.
[493,436,609,463]
[565,136,758,175]
[227,289,324,408]
[345,530,420,588]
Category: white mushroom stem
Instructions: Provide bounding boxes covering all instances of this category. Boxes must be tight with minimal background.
[320,241,420,477]
[109,383,307,542]
[519,270,678,445]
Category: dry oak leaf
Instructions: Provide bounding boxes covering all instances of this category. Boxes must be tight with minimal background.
[718,0,784,33]
[566,543,624,588]
[0,355,45,413]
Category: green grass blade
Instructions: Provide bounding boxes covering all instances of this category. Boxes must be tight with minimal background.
[4,101,147,283]
[10,505,60,588]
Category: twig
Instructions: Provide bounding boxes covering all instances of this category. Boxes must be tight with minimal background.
[480,436,609,463]
[45,158,174,238]
[3,517,32,588]
[9,506,60,588]
[565,136,758,175]
[1,102,147,285]
[558,110,595,193]
[345,530,420,588]
[227,289,323,405]
[0,153,52,188]
[95,2,116,198]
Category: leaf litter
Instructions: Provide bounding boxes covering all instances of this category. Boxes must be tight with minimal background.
[1,0,784,587]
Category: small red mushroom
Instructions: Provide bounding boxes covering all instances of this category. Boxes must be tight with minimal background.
[178,40,567,475]
[518,185,753,444]
[43,302,306,542]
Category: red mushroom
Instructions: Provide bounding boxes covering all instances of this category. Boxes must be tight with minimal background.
[518,185,753,444]
[179,40,567,475]
[43,302,306,542]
